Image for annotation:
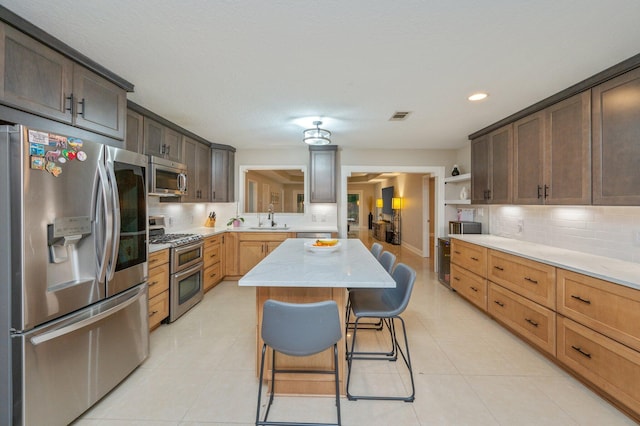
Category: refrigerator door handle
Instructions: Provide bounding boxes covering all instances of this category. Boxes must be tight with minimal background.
[96,161,113,285]
[105,162,121,281]
[30,284,146,346]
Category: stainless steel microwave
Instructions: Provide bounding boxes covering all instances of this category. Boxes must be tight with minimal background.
[149,156,187,196]
[449,221,482,234]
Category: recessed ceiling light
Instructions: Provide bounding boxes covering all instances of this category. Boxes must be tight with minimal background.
[468,92,488,101]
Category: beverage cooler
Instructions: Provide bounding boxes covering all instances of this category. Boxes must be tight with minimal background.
[437,238,451,288]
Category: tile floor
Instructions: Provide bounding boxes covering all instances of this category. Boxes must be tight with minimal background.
[75,232,636,425]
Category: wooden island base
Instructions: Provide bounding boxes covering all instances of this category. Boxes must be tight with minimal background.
[256,286,347,396]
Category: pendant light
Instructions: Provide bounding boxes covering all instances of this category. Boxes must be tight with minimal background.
[303,121,331,145]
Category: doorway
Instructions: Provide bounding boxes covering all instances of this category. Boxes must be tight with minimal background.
[347,190,363,237]
[341,166,445,258]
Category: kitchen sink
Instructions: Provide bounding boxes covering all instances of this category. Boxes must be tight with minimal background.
[248,226,290,230]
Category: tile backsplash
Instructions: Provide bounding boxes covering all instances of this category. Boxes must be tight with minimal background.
[489,205,640,263]
[148,198,337,230]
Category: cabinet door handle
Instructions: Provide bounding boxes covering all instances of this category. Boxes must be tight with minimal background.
[544,184,549,199]
[571,345,592,359]
[470,286,478,292]
[66,94,74,113]
[486,189,491,200]
[454,250,461,255]
[493,265,504,271]
[494,300,505,307]
[149,280,159,287]
[77,98,86,117]
[149,310,159,317]
[570,295,591,304]
[470,257,479,261]
[524,277,538,284]
[525,318,539,327]
[537,185,542,199]
[453,276,460,281]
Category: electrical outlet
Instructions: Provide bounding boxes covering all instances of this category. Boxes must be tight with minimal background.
[477,208,484,217]
[312,214,317,222]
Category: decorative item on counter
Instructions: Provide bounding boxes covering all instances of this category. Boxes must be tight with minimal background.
[227,202,244,227]
[451,164,460,176]
[459,186,468,200]
[205,211,216,227]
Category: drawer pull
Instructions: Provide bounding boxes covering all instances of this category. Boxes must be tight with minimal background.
[453,276,460,281]
[494,300,505,307]
[209,272,217,278]
[149,310,159,317]
[470,286,478,292]
[493,266,504,271]
[149,258,159,264]
[454,250,461,255]
[525,318,539,327]
[571,345,592,359]
[470,256,479,261]
[570,295,591,305]
[149,280,159,287]
[524,277,538,284]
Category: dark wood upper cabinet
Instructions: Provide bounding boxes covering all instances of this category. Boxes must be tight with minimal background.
[309,145,337,203]
[513,112,544,204]
[211,148,234,202]
[72,65,126,140]
[0,23,73,123]
[182,136,211,202]
[471,126,512,204]
[513,92,591,205]
[592,67,640,205]
[143,117,183,163]
[125,109,144,153]
[0,22,126,140]
[545,92,591,204]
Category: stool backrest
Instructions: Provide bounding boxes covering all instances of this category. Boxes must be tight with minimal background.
[370,242,383,259]
[378,251,396,273]
[382,263,416,316]
[261,299,342,357]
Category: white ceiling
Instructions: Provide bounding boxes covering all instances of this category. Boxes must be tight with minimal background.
[3,1,640,151]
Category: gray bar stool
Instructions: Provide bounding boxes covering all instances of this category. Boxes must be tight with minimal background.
[345,263,416,402]
[256,299,342,426]
[370,242,383,259]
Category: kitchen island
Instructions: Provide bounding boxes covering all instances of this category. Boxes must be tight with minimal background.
[239,238,395,396]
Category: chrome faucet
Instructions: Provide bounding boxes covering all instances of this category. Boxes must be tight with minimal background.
[267,204,276,227]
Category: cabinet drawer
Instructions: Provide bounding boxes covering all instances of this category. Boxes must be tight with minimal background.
[451,263,487,311]
[204,262,222,292]
[204,234,222,248]
[557,269,640,353]
[488,283,556,356]
[204,244,221,268]
[148,249,169,267]
[148,263,169,299]
[450,239,487,277]
[488,250,556,309]
[557,316,640,416]
[148,291,169,330]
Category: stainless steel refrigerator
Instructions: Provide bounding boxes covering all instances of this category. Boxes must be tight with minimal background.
[0,125,150,425]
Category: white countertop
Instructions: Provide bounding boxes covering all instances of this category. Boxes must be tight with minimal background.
[239,238,395,288]
[449,234,640,290]
[148,225,338,253]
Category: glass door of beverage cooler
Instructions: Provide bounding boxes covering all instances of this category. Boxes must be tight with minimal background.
[437,238,451,288]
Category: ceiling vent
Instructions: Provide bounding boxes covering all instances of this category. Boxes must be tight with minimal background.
[389,111,412,121]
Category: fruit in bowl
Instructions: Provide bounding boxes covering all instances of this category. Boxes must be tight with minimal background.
[313,239,338,247]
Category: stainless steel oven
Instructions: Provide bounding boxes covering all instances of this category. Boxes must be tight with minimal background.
[169,240,204,322]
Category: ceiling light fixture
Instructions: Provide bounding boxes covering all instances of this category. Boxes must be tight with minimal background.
[468,92,488,101]
[303,121,331,145]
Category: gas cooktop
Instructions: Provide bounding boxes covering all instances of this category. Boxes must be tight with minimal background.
[149,232,203,247]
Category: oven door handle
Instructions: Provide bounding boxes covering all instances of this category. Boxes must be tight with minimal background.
[173,241,203,256]
[173,262,203,281]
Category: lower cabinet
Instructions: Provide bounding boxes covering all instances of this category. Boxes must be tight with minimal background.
[451,239,640,421]
[238,232,292,275]
[488,282,556,356]
[203,234,223,291]
[557,316,640,416]
[450,263,487,311]
[148,249,170,330]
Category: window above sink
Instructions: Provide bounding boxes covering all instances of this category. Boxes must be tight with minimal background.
[239,165,307,214]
